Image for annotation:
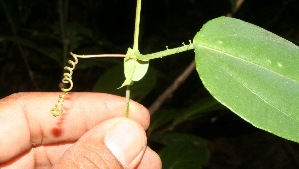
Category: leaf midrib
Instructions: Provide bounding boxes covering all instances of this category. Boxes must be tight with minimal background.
[196,43,299,124]
[196,43,299,85]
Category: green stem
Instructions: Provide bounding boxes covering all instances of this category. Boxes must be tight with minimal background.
[133,0,142,51]
[124,0,142,117]
[137,42,194,60]
[125,85,131,117]
[70,52,127,58]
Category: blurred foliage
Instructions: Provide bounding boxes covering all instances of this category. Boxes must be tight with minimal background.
[156,133,210,169]
[0,0,299,168]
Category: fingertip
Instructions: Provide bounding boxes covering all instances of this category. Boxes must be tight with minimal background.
[104,118,147,168]
[68,92,150,129]
[127,100,150,129]
[137,147,162,169]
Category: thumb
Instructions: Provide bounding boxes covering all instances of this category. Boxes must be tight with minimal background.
[53,118,147,169]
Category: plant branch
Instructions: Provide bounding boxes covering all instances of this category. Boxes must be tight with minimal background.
[70,52,127,58]
[133,0,142,51]
[125,85,131,117]
[123,0,142,118]
[227,0,244,16]
[137,42,193,60]
[149,60,196,115]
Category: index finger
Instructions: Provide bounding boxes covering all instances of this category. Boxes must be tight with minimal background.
[0,92,150,163]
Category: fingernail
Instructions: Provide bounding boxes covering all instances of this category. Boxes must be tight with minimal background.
[105,119,146,167]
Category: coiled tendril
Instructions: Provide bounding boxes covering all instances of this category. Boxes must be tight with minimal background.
[50,54,78,117]
[50,92,68,117]
[61,55,78,92]
[50,52,127,117]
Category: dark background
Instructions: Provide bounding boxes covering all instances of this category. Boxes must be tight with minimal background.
[1,0,299,168]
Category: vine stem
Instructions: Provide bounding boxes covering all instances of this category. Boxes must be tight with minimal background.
[125,85,131,117]
[137,42,194,60]
[70,52,127,58]
[70,42,194,60]
[124,0,142,117]
[133,0,142,51]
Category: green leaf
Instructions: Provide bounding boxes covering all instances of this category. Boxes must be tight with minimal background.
[93,65,156,101]
[194,16,299,142]
[120,48,149,87]
[158,133,209,169]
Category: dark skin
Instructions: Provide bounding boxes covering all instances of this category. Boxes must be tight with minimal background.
[0,92,161,169]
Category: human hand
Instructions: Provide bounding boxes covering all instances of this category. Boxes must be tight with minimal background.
[0,92,161,169]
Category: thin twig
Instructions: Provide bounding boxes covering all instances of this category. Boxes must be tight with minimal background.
[125,85,131,117]
[133,0,142,51]
[70,52,127,58]
[149,60,196,115]
[236,0,244,9]
[148,0,245,115]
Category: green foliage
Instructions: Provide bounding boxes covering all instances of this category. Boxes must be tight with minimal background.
[156,133,209,169]
[120,48,149,88]
[194,16,299,142]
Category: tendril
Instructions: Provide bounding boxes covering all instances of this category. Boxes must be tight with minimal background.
[50,92,68,117]
[61,55,78,92]
[50,53,78,117]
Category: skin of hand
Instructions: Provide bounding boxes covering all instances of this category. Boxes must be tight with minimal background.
[0,92,161,169]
